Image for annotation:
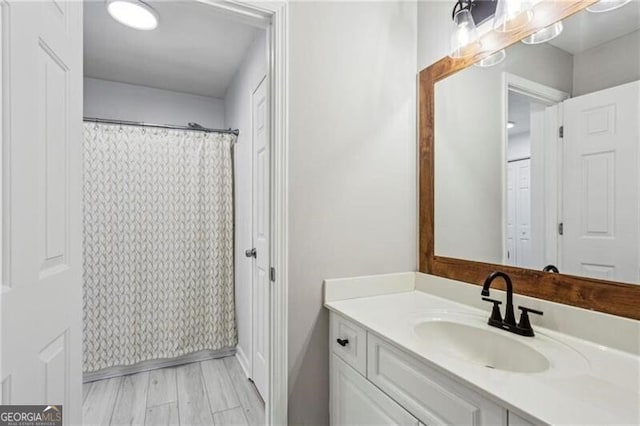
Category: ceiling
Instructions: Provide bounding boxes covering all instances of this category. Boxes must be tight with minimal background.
[84,1,261,98]
[549,1,640,54]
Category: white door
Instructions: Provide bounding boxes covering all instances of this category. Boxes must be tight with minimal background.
[506,159,532,267]
[330,354,419,425]
[562,81,639,283]
[0,1,83,424]
[251,76,269,401]
[514,159,532,268]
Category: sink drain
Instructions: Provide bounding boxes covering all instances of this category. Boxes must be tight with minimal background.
[485,365,495,369]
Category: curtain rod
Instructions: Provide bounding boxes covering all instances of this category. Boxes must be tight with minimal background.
[83,117,240,137]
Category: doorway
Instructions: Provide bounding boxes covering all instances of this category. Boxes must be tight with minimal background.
[0,1,289,424]
[503,73,569,269]
[81,0,267,422]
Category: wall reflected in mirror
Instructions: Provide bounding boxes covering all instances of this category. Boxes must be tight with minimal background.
[434,2,640,284]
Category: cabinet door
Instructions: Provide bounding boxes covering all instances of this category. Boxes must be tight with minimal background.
[331,354,419,426]
[367,334,507,426]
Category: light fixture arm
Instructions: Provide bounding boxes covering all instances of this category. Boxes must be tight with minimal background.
[452,0,499,25]
[452,0,474,20]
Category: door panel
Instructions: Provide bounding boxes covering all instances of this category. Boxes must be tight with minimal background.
[331,354,419,426]
[251,76,269,402]
[515,159,532,268]
[38,42,70,277]
[506,159,532,268]
[1,1,83,423]
[38,332,68,404]
[562,81,639,283]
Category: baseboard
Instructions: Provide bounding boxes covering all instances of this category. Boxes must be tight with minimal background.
[235,345,252,379]
[83,347,236,383]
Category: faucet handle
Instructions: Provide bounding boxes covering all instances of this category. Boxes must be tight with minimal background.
[482,297,503,325]
[518,306,543,317]
[517,306,543,337]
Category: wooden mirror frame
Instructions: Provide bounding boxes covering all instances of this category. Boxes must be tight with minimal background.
[418,0,640,320]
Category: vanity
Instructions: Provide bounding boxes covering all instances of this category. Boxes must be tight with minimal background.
[325,273,640,425]
[324,1,640,423]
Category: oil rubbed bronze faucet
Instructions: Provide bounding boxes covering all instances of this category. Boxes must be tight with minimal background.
[481,271,543,337]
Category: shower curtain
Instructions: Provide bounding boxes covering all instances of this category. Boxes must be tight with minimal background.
[82,122,237,373]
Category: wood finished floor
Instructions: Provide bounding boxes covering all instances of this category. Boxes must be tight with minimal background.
[82,356,264,426]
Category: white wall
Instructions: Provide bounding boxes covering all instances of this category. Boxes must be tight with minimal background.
[83,77,225,128]
[223,31,267,376]
[432,36,572,264]
[508,133,531,161]
[417,0,452,71]
[288,2,417,424]
[573,29,640,96]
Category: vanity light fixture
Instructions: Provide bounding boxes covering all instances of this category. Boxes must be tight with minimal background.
[493,0,534,32]
[107,0,159,31]
[522,21,563,44]
[474,49,506,67]
[507,121,515,129]
[587,0,632,13]
[449,1,481,58]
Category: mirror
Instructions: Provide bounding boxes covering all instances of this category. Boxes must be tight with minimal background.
[434,3,640,284]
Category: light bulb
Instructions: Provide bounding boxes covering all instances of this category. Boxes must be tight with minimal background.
[107,0,159,31]
[449,9,481,59]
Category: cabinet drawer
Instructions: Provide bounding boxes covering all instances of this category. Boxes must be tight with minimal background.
[331,354,419,426]
[367,334,507,426]
[330,312,367,375]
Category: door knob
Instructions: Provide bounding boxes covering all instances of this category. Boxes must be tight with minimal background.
[245,248,257,258]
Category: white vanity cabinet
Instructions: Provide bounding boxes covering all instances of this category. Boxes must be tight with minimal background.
[330,312,534,426]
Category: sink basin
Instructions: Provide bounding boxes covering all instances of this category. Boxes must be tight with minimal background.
[414,320,550,373]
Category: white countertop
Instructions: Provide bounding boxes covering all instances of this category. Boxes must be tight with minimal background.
[325,289,640,425]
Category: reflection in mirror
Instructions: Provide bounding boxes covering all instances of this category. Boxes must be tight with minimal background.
[435,3,640,284]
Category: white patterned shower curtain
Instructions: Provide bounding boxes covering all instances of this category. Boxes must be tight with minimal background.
[82,123,237,373]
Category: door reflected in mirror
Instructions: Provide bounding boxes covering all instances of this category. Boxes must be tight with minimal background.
[434,2,640,284]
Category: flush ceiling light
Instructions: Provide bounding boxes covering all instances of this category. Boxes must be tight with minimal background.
[493,0,534,32]
[587,0,632,13]
[507,121,516,129]
[474,49,506,67]
[522,21,563,44]
[449,2,481,59]
[107,0,158,31]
